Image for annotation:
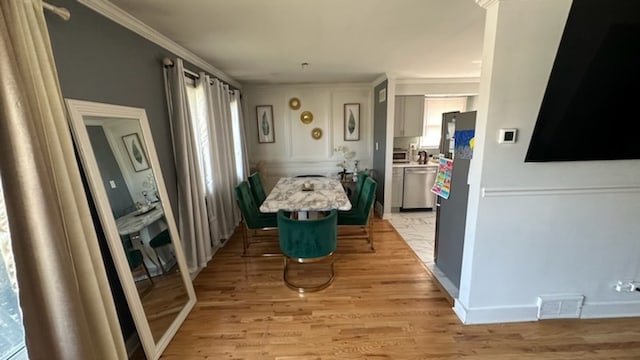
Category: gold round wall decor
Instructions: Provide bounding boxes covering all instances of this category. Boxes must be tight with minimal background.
[300,111,313,124]
[311,127,322,140]
[289,97,301,110]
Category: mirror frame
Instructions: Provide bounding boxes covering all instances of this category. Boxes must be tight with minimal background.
[65,99,196,360]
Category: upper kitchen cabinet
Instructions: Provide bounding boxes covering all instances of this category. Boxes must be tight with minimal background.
[394,95,424,137]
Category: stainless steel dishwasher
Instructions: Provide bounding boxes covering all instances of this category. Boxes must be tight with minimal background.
[402,166,437,210]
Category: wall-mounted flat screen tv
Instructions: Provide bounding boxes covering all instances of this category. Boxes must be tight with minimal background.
[525,0,640,162]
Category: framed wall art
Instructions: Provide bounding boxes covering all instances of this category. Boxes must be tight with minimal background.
[256,105,275,143]
[122,133,150,172]
[343,103,360,141]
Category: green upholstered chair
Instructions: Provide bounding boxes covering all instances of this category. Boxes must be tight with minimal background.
[122,236,153,291]
[338,177,377,251]
[349,170,369,206]
[248,172,267,206]
[277,209,337,293]
[235,181,278,256]
[149,229,173,274]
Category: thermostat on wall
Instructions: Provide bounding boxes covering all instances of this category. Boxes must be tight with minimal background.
[498,128,517,144]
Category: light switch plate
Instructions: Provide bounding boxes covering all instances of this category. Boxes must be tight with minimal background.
[498,128,517,144]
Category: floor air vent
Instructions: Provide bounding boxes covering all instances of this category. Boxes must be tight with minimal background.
[537,294,584,319]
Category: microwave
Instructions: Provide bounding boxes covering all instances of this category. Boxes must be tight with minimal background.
[392,149,410,163]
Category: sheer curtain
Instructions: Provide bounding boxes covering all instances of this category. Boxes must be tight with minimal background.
[199,76,241,240]
[163,58,213,273]
[231,89,250,182]
[0,0,126,358]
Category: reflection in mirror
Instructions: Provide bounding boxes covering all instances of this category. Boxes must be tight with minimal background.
[65,100,195,360]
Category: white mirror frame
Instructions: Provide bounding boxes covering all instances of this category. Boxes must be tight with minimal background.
[65,99,196,360]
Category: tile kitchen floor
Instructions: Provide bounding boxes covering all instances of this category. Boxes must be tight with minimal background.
[387,210,436,267]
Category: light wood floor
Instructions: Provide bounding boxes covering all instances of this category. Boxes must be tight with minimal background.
[161,218,640,359]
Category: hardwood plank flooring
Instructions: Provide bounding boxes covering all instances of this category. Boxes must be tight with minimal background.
[161,218,640,359]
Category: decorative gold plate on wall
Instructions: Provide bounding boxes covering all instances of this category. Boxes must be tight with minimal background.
[300,111,313,124]
[311,127,322,140]
[289,97,301,110]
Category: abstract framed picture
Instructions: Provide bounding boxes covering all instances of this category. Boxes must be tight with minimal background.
[256,105,275,143]
[122,133,150,172]
[343,103,360,141]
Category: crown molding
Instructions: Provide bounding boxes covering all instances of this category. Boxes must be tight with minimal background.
[77,0,241,89]
[476,0,499,9]
[371,74,388,87]
[396,77,481,85]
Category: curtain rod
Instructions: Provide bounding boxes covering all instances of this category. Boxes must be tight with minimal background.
[43,1,70,20]
[163,57,237,91]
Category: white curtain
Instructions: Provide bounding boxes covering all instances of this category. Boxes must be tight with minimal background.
[0,0,127,358]
[232,89,250,182]
[163,58,213,273]
[199,76,241,240]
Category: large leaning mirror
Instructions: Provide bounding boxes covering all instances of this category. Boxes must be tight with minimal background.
[65,99,196,360]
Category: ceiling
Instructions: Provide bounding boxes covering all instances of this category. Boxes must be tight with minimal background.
[108,0,486,85]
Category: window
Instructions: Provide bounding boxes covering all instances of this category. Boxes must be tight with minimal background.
[420,97,467,148]
[184,75,246,189]
[184,77,213,191]
[0,178,27,360]
[229,97,245,182]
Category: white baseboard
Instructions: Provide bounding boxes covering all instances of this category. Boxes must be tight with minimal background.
[580,300,640,319]
[453,300,539,324]
[375,201,384,218]
[453,298,640,324]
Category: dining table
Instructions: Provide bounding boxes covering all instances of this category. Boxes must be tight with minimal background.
[259,177,351,219]
[115,204,165,270]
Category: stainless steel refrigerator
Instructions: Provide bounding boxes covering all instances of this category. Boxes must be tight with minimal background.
[434,110,477,291]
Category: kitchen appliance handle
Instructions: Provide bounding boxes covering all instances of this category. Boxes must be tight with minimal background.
[405,169,436,174]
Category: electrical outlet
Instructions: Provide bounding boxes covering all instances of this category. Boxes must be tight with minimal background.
[615,280,636,292]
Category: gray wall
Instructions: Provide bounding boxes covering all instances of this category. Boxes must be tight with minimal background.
[372,80,388,206]
[46,0,200,214]
[45,0,204,342]
[86,126,135,218]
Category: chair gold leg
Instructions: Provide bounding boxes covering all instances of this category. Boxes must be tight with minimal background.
[242,223,249,256]
[141,262,154,287]
[241,225,281,257]
[283,256,335,293]
[153,248,165,274]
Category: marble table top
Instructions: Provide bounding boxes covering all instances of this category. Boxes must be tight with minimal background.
[115,205,164,236]
[259,177,352,213]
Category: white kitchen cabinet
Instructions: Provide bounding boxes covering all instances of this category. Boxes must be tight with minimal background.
[391,167,404,208]
[394,95,424,137]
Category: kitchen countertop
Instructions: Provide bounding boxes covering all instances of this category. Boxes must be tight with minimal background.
[392,161,439,168]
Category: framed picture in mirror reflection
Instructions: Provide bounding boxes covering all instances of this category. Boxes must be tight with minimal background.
[122,132,150,172]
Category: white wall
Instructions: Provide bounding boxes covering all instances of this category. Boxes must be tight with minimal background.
[243,84,372,190]
[395,78,480,96]
[456,0,640,324]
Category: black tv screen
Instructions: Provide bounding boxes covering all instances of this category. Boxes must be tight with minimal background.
[525,0,640,162]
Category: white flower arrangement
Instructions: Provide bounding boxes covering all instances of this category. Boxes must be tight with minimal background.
[334,145,356,173]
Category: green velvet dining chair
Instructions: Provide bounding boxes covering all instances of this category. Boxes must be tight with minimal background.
[149,229,173,274]
[235,181,278,256]
[277,209,337,293]
[338,177,377,252]
[248,172,267,206]
[122,236,154,292]
[349,170,369,206]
